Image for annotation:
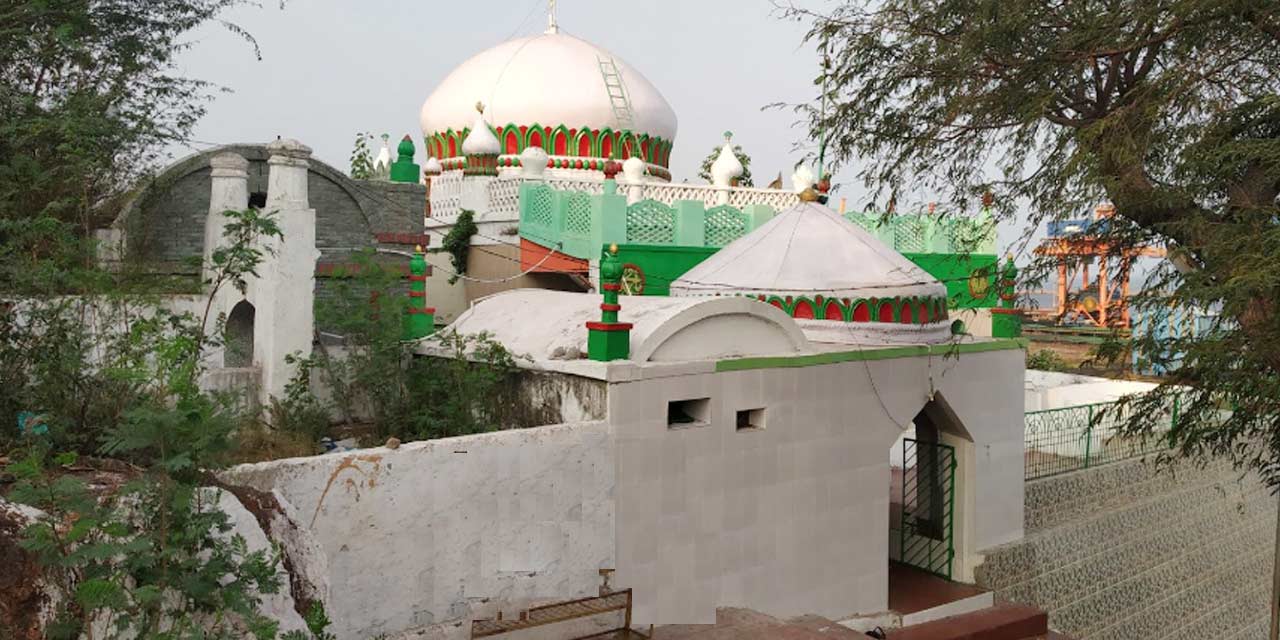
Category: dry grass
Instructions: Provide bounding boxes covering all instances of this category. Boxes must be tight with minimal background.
[228,425,317,464]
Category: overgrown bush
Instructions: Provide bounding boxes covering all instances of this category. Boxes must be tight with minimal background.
[291,248,523,442]
[0,209,336,639]
[1026,348,1070,372]
[441,209,477,284]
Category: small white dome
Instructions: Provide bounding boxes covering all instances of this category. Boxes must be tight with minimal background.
[671,202,952,345]
[710,138,743,187]
[461,108,501,155]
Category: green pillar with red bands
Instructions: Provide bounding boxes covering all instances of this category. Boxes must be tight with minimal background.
[992,255,1023,338]
[405,244,435,339]
[587,243,633,361]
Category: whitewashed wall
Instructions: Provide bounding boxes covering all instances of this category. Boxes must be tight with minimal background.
[224,422,615,640]
[1024,370,1157,411]
[608,347,1025,625]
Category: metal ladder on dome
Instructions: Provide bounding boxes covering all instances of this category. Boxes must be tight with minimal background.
[597,56,643,160]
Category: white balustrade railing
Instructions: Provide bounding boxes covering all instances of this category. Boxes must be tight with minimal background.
[427,171,464,222]
[638,182,799,209]
[486,177,521,220]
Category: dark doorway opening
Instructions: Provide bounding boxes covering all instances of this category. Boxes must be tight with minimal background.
[224,300,255,367]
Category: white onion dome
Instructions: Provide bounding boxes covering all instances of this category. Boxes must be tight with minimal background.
[710,132,743,187]
[461,106,501,155]
[420,31,678,179]
[423,156,442,176]
[670,199,953,345]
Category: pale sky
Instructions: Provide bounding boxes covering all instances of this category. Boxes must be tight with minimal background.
[175,0,1039,258]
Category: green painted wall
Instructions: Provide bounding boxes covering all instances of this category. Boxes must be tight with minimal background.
[613,244,718,296]
[903,252,998,309]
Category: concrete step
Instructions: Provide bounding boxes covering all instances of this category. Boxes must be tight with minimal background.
[885,603,1048,640]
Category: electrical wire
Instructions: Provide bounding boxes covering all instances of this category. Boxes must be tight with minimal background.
[319,240,566,285]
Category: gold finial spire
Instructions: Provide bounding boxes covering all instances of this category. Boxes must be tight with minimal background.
[798,187,820,203]
[608,243,618,255]
[474,101,485,114]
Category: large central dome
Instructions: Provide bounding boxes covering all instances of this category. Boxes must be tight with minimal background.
[419,31,678,176]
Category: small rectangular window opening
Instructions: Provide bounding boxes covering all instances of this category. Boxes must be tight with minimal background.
[736,408,766,431]
[667,398,711,428]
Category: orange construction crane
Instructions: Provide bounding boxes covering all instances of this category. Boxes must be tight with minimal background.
[1033,204,1165,328]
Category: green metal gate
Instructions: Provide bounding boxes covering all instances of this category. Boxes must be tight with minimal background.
[893,438,957,579]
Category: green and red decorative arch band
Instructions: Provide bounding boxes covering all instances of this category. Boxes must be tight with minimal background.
[736,293,950,325]
[424,124,674,168]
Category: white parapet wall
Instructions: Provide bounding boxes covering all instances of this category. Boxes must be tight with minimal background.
[1024,370,1157,411]
[223,422,615,640]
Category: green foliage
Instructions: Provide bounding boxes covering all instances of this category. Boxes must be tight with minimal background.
[0,0,261,235]
[1,206,305,638]
[349,132,375,179]
[698,144,754,187]
[10,446,284,640]
[442,209,477,284]
[417,330,523,438]
[295,249,522,441]
[1026,349,1070,372]
[784,1,1280,485]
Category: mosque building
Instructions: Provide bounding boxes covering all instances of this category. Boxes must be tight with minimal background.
[84,4,1039,637]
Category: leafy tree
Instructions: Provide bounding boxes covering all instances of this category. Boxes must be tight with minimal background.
[0,1,260,231]
[349,132,375,179]
[698,144,754,187]
[2,206,302,639]
[781,2,1280,482]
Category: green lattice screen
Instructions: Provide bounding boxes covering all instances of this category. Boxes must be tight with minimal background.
[626,199,676,244]
[525,185,555,229]
[564,192,592,237]
[704,204,748,247]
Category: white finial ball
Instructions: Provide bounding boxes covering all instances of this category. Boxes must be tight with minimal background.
[622,156,646,183]
[520,146,548,179]
[792,165,816,193]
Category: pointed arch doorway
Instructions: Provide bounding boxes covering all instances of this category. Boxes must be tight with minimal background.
[891,396,969,580]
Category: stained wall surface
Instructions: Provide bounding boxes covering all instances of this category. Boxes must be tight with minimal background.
[609,347,1026,625]
[224,422,615,640]
[976,455,1275,639]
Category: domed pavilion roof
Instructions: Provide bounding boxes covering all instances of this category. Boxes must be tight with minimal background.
[419,30,677,175]
[670,200,953,344]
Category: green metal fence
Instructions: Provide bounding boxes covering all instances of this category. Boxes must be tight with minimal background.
[1024,398,1177,481]
[893,438,957,579]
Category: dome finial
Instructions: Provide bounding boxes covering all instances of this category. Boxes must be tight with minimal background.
[546,0,559,34]
[475,101,485,115]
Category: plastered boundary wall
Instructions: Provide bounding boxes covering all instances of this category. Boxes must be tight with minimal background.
[224,421,614,640]
[975,455,1275,639]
